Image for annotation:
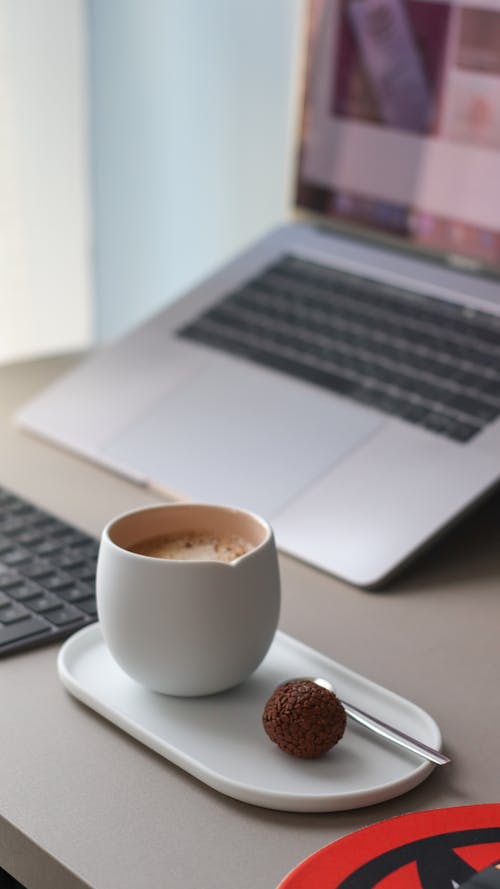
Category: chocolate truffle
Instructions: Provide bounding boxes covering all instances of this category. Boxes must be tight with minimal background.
[262,679,346,758]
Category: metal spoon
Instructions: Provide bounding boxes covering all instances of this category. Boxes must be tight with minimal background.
[287,678,450,766]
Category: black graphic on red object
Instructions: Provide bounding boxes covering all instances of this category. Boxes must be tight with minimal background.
[338,828,500,887]
[278,805,500,889]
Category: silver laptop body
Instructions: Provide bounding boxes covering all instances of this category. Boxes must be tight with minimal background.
[18,0,500,587]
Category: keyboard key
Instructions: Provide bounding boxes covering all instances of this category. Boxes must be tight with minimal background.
[51,553,85,571]
[0,518,26,536]
[7,580,44,601]
[46,604,85,626]
[8,502,36,517]
[57,582,92,603]
[14,529,45,547]
[76,596,98,616]
[0,569,23,588]
[20,559,55,579]
[422,413,462,438]
[401,404,428,423]
[78,570,96,584]
[0,538,14,556]
[32,539,64,557]
[30,516,61,533]
[55,529,90,546]
[27,592,62,613]
[2,548,31,567]
[0,614,51,648]
[67,563,95,581]
[41,572,75,591]
[0,601,31,623]
[70,541,99,559]
[446,394,498,423]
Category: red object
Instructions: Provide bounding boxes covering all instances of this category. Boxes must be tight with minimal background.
[278,803,500,888]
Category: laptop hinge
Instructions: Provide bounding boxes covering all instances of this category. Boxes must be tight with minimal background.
[445,253,483,274]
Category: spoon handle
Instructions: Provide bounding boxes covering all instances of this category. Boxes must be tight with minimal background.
[340,698,450,765]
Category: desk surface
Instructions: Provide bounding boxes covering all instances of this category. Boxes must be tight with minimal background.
[1,354,499,889]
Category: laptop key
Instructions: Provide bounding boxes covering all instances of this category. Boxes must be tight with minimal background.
[401,404,428,423]
[446,394,498,422]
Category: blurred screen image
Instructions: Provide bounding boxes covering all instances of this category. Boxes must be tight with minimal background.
[297,0,500,267]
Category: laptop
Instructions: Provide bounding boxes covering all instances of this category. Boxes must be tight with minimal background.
[17,0,500,587]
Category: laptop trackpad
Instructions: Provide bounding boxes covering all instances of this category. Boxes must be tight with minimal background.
[103,358,381,517]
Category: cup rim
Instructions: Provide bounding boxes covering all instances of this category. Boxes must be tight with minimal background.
[101,501,273,565]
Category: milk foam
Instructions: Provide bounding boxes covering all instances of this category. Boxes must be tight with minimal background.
[129,531,252,563]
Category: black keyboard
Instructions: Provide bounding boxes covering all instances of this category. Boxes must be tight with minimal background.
[0,486,98,655]
[179,255,500,443]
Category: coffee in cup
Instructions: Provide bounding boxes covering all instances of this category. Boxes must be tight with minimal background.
[96,502,281,696]
[127,530,252,563]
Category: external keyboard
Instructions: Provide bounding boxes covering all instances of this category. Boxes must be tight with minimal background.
[0,485,98,655]
[179,254,500,443]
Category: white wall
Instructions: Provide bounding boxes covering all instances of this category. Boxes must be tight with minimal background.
[0,1,303,360]
[0,0,92,364]
[89,1,303,342]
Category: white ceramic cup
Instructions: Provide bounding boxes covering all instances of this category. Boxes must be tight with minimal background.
[96,502,281,696]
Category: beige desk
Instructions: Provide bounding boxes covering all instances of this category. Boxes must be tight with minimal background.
[1,354,499,889]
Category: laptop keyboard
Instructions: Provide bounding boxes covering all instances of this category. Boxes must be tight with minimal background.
[0,486,98,655]
[178,254,500,443]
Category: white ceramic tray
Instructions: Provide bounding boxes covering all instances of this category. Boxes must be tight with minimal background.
[58,624,443,813]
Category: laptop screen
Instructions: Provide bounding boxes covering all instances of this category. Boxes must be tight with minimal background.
[296,0,500,272]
